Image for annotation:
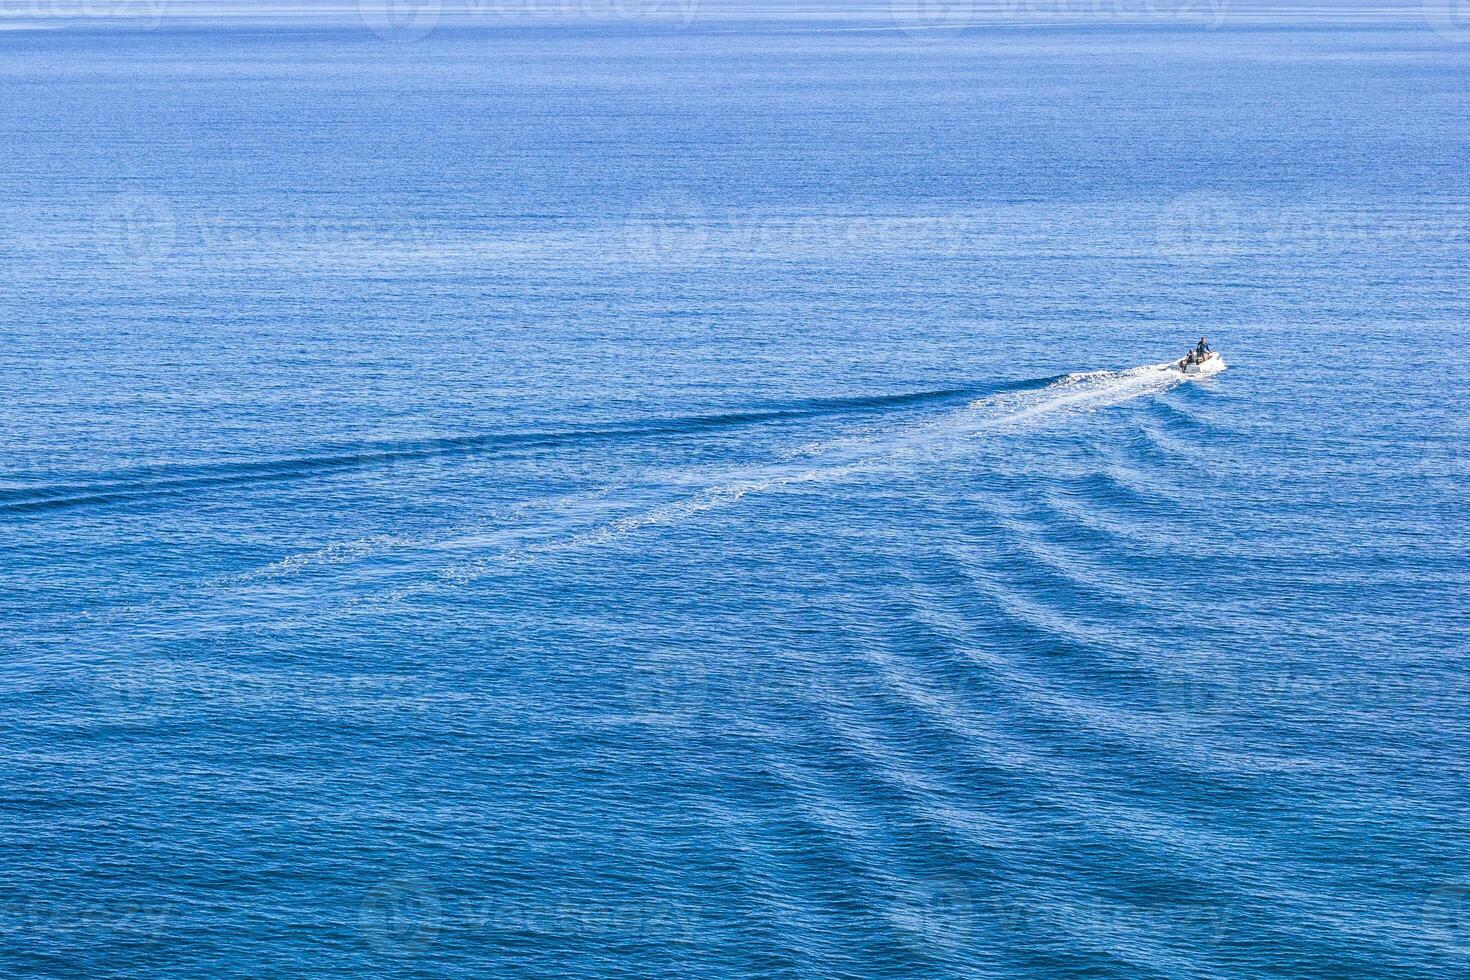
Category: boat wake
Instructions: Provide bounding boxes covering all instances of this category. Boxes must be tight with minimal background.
[1,385,1025,517]
[53,360,1224,626]
[350,361,1223,608]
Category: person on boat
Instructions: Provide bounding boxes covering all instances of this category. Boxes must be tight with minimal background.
[1196,337,1211,357]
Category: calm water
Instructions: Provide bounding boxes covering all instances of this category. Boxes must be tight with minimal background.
[2,6,1468,978]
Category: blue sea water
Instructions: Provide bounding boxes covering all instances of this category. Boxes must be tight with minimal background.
[2,4,1468,977]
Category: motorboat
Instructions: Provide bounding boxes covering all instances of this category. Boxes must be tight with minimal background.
[1175,349,1224,374]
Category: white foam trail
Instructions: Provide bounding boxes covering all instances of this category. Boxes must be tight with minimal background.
[56,359,1226,633]
[788,359,1215,463]
[972,361,1203,430]
[358,360,1219,607]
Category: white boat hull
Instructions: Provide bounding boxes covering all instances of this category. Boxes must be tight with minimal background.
[1177,351,1224,375]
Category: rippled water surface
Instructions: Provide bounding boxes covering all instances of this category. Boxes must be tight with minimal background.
[2,8,1468,978]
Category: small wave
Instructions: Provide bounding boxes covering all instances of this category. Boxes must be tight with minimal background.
[1036,489,1184,551]
[1145,398,1214,433]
